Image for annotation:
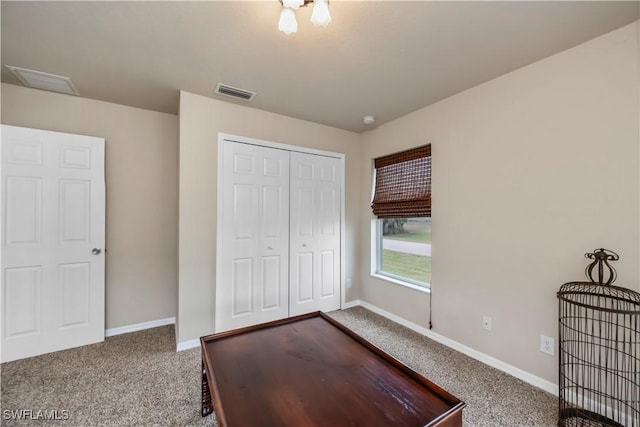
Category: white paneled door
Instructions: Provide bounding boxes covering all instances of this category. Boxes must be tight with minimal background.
[216,140,290,332]
[1,125,105,362]
[289,152,341,316]
[216,138,343,332]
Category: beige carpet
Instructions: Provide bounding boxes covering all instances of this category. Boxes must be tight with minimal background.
[1,307,556,426]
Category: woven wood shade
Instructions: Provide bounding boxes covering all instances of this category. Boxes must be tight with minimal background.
[371,145,431,218]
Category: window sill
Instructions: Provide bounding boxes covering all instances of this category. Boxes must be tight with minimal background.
[371,273,431,294]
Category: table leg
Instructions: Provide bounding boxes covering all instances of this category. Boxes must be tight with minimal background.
[201,361,213,417]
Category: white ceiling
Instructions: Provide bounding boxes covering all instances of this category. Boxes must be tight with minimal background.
[2,1,638,132]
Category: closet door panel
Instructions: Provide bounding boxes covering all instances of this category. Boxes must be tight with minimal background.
[216,142,290,332]
[290,152,341,315]
[315,157,341,306]
[261,255,281,309]
[231,258,254,316]
[296,252,314,302]
[320,250,335,297]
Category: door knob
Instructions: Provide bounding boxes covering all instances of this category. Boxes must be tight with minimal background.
[91,248,102,255]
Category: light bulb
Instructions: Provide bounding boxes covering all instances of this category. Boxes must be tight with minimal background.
[283,0,304,9]
[278,6,298,35]
[310,0,331,27]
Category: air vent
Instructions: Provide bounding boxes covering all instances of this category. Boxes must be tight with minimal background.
[5,65,79,95]
[214,83,256,102]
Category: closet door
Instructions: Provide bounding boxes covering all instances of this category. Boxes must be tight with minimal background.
[289,152,341,315]
[216,141,290,332]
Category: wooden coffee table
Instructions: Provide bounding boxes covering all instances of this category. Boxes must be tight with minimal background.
[200,311,465,426]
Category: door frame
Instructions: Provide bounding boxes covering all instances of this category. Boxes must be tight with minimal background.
[215,133,346,330]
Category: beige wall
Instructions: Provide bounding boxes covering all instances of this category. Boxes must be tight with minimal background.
[178,91,361,344]
[359,21,640,384]
[1,83,179,329]
[3,19,637,388]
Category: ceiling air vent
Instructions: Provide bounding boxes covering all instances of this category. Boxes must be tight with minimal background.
[5,65,79,95]
[214,83,256,102]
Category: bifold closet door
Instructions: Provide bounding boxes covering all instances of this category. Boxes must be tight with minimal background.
[216,141,290,332]
[289,152,341,316]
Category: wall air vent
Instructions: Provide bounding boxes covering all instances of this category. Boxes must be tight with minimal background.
[5,65,79,95]
[214,83,256,102]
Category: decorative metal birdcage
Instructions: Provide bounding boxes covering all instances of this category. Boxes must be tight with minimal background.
[557,249,640,427]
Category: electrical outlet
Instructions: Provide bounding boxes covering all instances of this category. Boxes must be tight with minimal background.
[346,278,352,289]
[482,315,492,331]
[540,335,555,356]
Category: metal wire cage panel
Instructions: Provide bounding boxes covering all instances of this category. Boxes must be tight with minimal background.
[558,250,640,427]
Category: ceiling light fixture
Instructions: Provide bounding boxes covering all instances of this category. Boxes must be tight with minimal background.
[278,0,331,35]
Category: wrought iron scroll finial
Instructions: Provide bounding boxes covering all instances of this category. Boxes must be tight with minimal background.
[584,248,619,285]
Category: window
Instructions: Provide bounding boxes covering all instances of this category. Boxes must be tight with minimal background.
[378,218,431,286]
[371,145,431,288]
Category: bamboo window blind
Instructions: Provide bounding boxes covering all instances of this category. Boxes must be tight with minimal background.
[371,145,431,218]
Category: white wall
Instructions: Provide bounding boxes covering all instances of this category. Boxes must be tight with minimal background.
[358,21,639,385]
[1,83,179,329]
[178,91,361,345]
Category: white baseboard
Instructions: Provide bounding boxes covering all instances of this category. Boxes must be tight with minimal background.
[176,339,200,352]
[342,299,361,309]
[353,300,559,396]
[105,317,175,337]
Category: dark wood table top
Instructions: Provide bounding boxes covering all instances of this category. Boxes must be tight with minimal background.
[201,312,465,427]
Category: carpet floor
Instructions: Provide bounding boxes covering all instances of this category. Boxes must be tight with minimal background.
[1,306,557,426]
